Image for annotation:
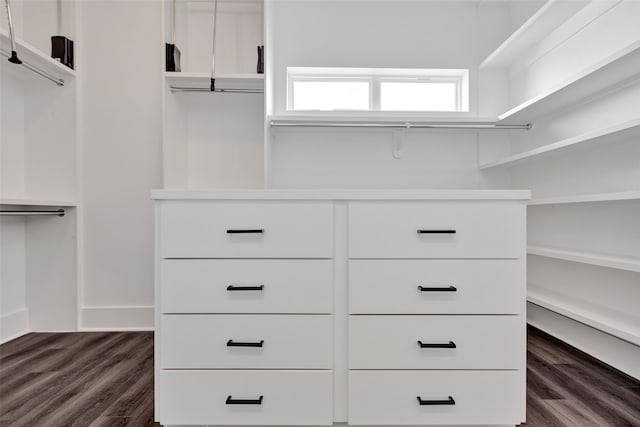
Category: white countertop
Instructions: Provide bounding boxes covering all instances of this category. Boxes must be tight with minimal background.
[152,189,531,200]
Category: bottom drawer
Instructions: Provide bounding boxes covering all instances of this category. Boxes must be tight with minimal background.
[159,370,333,426]
[348,371,523,425]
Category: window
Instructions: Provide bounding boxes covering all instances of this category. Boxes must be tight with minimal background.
[287,67,469,112]
[292,80,370,111]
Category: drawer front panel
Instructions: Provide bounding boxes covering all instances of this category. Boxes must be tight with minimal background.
[348,370,522,425]
[161,259,333,314]
[348,202,523,259]
[160,201,334,258]
[159,370,333,426]
[349,260,523,314]
[161,315,333,369]
[349,315,521,369]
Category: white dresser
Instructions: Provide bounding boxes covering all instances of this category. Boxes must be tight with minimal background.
[153,190,529,427]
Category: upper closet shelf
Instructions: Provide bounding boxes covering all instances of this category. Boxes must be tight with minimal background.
[480,0,587,69]
[480,116,640,169]
[165,72,264,92]
[0,30,76,86]
[0,198,76,207]
[528,191,640,206]
[497,41,640,124]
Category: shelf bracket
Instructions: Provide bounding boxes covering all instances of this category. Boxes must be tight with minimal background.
[392,124,409,159]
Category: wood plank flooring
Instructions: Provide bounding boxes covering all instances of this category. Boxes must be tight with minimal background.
[0,326,638,426]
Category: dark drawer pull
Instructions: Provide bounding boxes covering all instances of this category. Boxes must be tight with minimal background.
[418,340,456,349]
[227,340,264,348]
[418,285,457,292]
[417,229,456,234]
[227,229,264,234]
[226,395,264,405]
[417,396,455,406]
[227,285,264,291]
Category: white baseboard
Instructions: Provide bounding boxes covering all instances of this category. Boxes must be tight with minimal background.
[527,302,640,380]
[80,306,154,331]
[0,308,30,344]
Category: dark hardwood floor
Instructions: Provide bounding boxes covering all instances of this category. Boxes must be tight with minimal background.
[0,326,638,426]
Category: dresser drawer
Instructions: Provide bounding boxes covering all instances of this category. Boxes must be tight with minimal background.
[161,259,333,314]
[161,315,332,369]
[160,201,333,258]
[159,370,333,425]
[348,202,524,259]
[349,260,523,314]
[349,315,521,369]
[348,370,523,425]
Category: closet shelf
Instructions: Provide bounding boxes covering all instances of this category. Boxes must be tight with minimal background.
[528,191,640,205]
[479,116,640,169]
[0,30,76,85]
[480,0,587,69]
[528,245,640,273]
[527,287,640,346]
[0,198,76,207]
[165,72,264,91]
[497,41,640,124]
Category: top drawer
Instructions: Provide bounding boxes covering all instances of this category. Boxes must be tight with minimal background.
[349,202,524,259]
[160,202,334,258]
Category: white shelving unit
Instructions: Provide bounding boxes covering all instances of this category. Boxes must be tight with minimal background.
[528,245,640,273]
[527,287,640,346]
[161,0,265,190]
[528,191,640,206]
[479,0,588,69]
[497,41,640,124]
[0,6,79,343]
[165,72,264,91]
[476,0,640,378]
[480,116,640,169]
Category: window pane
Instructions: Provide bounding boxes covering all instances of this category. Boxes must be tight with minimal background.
[293,81,370,111]
[380,82,457,112]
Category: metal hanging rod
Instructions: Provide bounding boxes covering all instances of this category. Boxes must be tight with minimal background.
[0,209,65,217]
[0,48,65,86]
[170,86,263,93]
[269,121,532,130]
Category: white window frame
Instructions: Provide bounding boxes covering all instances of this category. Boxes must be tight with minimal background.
[287,67,469,113]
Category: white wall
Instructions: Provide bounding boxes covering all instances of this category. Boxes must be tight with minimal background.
[0,71,25,199]
[78,0,162,330]
[268,0,512,189]
[271,129,509,189]
[271,0,503,116]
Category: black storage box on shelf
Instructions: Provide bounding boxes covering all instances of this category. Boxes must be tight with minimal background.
[166,43,181,72]
[51,36,74,69]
